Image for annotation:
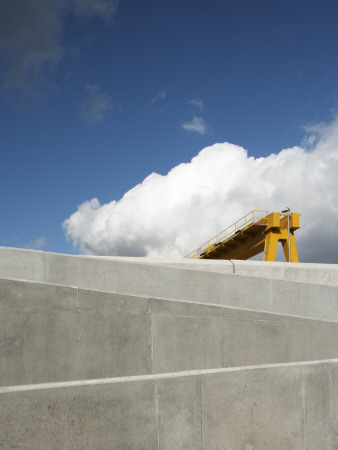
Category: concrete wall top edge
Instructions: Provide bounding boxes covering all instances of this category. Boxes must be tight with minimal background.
[2,358,338,394]
[2,245,338,269]
[231,259,338,270]
[0,246,230,264]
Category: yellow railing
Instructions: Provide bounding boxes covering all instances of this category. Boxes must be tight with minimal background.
[184,210,269,259]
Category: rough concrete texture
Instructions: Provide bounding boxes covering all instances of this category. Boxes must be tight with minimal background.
[2,246,338,448]
[0,360,337,449]
[1,246,338,321]
[2,277,338,385]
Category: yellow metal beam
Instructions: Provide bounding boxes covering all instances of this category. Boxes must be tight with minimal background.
[185,210,300,262]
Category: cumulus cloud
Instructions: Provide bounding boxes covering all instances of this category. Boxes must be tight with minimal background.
[81,84,113,124]
[188,98,204,109]
[182,116,208,135]
[0,0,119,92]
[63,117,338,263]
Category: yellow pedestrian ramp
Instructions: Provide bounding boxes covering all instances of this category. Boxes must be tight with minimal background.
[185,210,300,262]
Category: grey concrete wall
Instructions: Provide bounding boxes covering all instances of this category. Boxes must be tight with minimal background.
[1,247,338,322]
[0,359,337,449]
[2,277,338,386]
[231,259,338,286]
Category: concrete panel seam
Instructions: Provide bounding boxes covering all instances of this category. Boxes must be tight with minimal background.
[220,318,225,368]
[155,379,160,450]
[301,366,307,449]
[198,375,203,449]
[151,315,155,373]
[218,316,223,369]
[328,365,335,449]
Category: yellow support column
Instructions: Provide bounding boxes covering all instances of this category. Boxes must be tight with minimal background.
[282,232,299,262]
[263,212,300,262]
[263,232,280,261]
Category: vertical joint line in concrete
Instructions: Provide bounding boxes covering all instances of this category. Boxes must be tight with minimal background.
[150,314,154,373]
[219,317,224,368]
[301,367,307,449]
[229,260,236,274]
[199,375,203,448]
[155,380,160,450]
[328,365,335,449]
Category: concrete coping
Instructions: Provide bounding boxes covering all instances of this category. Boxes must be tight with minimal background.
[2,246,338,285]
[2,358,338,394]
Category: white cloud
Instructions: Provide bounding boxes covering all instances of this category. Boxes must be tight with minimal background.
[25,237,47,250]
[63,117,338,263]
[188,98,204,109]
[182,117,208,135]
[151,89,167,104]
[81,84,113,124]
[0,0,119,92]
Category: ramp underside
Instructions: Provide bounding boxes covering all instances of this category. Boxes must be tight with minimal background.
[201,223,267,260]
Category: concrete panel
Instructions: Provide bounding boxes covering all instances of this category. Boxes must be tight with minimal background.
[0,278,77,309]
[105,260,226,304]
[149,296,236,319]
[78,288,150,315]
[0,307,79,386]
[232,259,288,280]
[0,380,158,450]
[0,246,45,282]
[155,259,233,273]
[232,259,338,286]
[157,376,202,450]
[2,247,338,323]
[222,274,292,314]
[286,321,317,362]
[221,317,288,367]
[3,277,338,385]
[152,315,222,373]
[76,309,152,379]
[1,360,337,450]
[284,264,338,286]
[201,365,305,449]
[45,253,108,291]
[302,363,333,449]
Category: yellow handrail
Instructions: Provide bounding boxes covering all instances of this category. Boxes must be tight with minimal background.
[185,210,268,259]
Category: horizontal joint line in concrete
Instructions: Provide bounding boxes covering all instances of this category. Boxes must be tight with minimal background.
[2,358,338,394]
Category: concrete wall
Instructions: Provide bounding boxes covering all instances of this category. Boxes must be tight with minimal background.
[0,359,337,449]
[2,277,338,386]
[1,247,338,322]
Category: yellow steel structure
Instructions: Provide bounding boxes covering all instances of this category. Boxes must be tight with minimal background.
[185,210,300,262]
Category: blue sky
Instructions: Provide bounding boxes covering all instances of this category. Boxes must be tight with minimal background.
[1,0,338,261]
